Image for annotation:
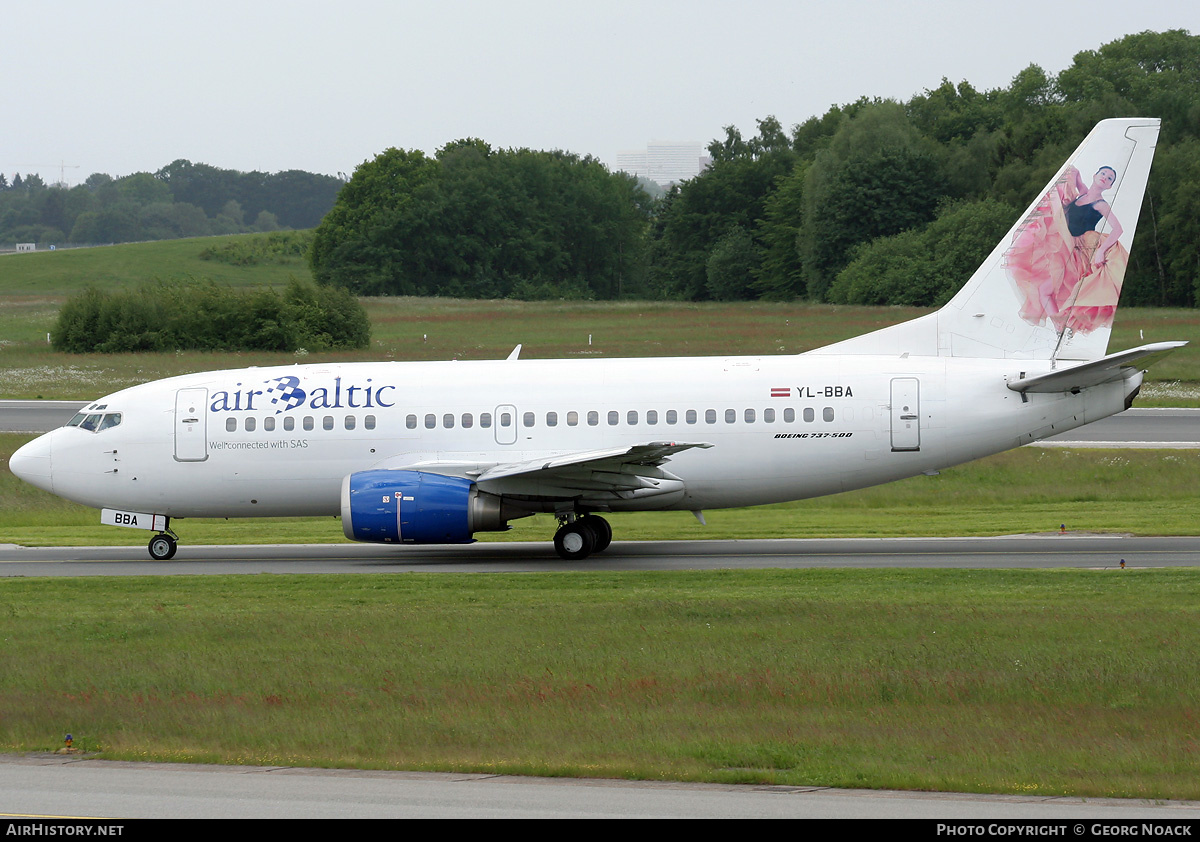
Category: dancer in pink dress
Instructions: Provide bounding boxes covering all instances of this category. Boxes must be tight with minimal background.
[1004,165,1128,334]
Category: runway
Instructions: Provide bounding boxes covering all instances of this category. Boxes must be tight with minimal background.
[2,535,1197,576]
[4,754,1197,819]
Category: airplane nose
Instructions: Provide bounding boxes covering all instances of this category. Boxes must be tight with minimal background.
[9,433,54,493]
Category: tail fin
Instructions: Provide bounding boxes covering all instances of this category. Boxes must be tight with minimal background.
[809,118,1160,361]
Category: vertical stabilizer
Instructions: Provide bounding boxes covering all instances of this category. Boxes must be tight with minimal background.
[808,118,1159,362]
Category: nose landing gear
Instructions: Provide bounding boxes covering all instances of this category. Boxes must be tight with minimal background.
[148,530,178,560]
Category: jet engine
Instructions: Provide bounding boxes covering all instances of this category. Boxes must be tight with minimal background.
[340,470,509,544]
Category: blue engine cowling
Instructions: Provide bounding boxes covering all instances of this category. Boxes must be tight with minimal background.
[340,470,507,544]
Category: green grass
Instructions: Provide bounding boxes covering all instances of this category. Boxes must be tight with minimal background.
[0,295,1198,401]
[3,568,1199,798]
[0,236,309,295]
[0,236,1198,400]
[2,434,1196,547]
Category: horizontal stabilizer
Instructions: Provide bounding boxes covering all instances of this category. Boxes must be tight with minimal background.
[1007,341,1186,393]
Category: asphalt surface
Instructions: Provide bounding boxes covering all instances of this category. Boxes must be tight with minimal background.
[1,535,1196,576]
[3,754,1198,819]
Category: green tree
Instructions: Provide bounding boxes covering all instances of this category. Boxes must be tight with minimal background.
[706,226,759,300]
[798,102,947,300]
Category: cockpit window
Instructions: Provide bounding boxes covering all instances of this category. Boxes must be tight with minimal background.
[69,412,121,432]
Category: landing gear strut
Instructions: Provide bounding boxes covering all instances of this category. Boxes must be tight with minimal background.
[553,514,611,560]
[148,526,179,560]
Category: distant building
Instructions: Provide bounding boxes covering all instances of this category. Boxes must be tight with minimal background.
[16,243,35,252]
[616,141,708,186]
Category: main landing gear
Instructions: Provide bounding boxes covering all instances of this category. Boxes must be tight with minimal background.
[553,514,612,561]
[148,529,179,561]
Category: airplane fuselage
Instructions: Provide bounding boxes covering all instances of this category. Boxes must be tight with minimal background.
[24,352,1136,520]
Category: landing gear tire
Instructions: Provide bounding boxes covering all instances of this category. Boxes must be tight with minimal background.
[580,515,612,553]
[148,533,178,561]
[554,521,596,561]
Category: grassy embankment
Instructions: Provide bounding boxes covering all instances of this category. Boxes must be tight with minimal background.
[3,568,1200,799]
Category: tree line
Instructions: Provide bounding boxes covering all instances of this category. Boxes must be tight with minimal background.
[312,29,1200,308]
[0,162,344,247]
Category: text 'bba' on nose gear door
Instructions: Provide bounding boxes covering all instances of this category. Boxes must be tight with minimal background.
[174,388,209,462]
[890,378,920,452]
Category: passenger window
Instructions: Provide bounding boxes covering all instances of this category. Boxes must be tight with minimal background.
[264,417,275,432]
[365,415,376,430]
[500,412,512,427]
[686,410,697,424]
[764,408,775,423]
[744,408,755,423]
[666,410,678,425]
[705,409,716,424]
[823,407,835,422]
[284,416,295,432]
[462,413,473,428]
[323,416,334,431]
[784,408,796,423]
[627,410,638,425]
[607,411,618,426]
[443,413,455,429]
[407,414,417,429]
[425,414,435,429]
[725,409,736,424]
[344,415,356,430]
[803,407,814,422]
[304,416,315,431]
[245,417,256,432]
[523,412,535,427]
[546,412,558,427]
[480,413,492,428]
[567,411,579,426]
[587,411,599,426]
[225,417,236,432]
[646,410,657,425]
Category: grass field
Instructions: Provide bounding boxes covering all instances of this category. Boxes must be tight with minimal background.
[2,236,1199,797]
[0,236,1198,402]
[3,569,1199,798]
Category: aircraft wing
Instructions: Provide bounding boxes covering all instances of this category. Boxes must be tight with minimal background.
[475,441,711,484]
[473,441,711,500]
[1007,342,1187,394]
[388,441,711,500]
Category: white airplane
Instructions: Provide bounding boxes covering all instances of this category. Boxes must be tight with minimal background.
[8,118,1186,561]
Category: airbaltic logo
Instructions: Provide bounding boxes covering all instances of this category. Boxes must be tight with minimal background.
[210,375,396,414]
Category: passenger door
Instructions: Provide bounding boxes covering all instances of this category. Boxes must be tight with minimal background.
[174,388,209,462]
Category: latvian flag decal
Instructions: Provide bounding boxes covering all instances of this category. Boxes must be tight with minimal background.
[770,387,791,398]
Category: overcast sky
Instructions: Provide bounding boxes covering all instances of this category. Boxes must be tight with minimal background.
[4,0,1197,186]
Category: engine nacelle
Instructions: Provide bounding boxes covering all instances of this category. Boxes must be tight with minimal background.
[340,470,507,544]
